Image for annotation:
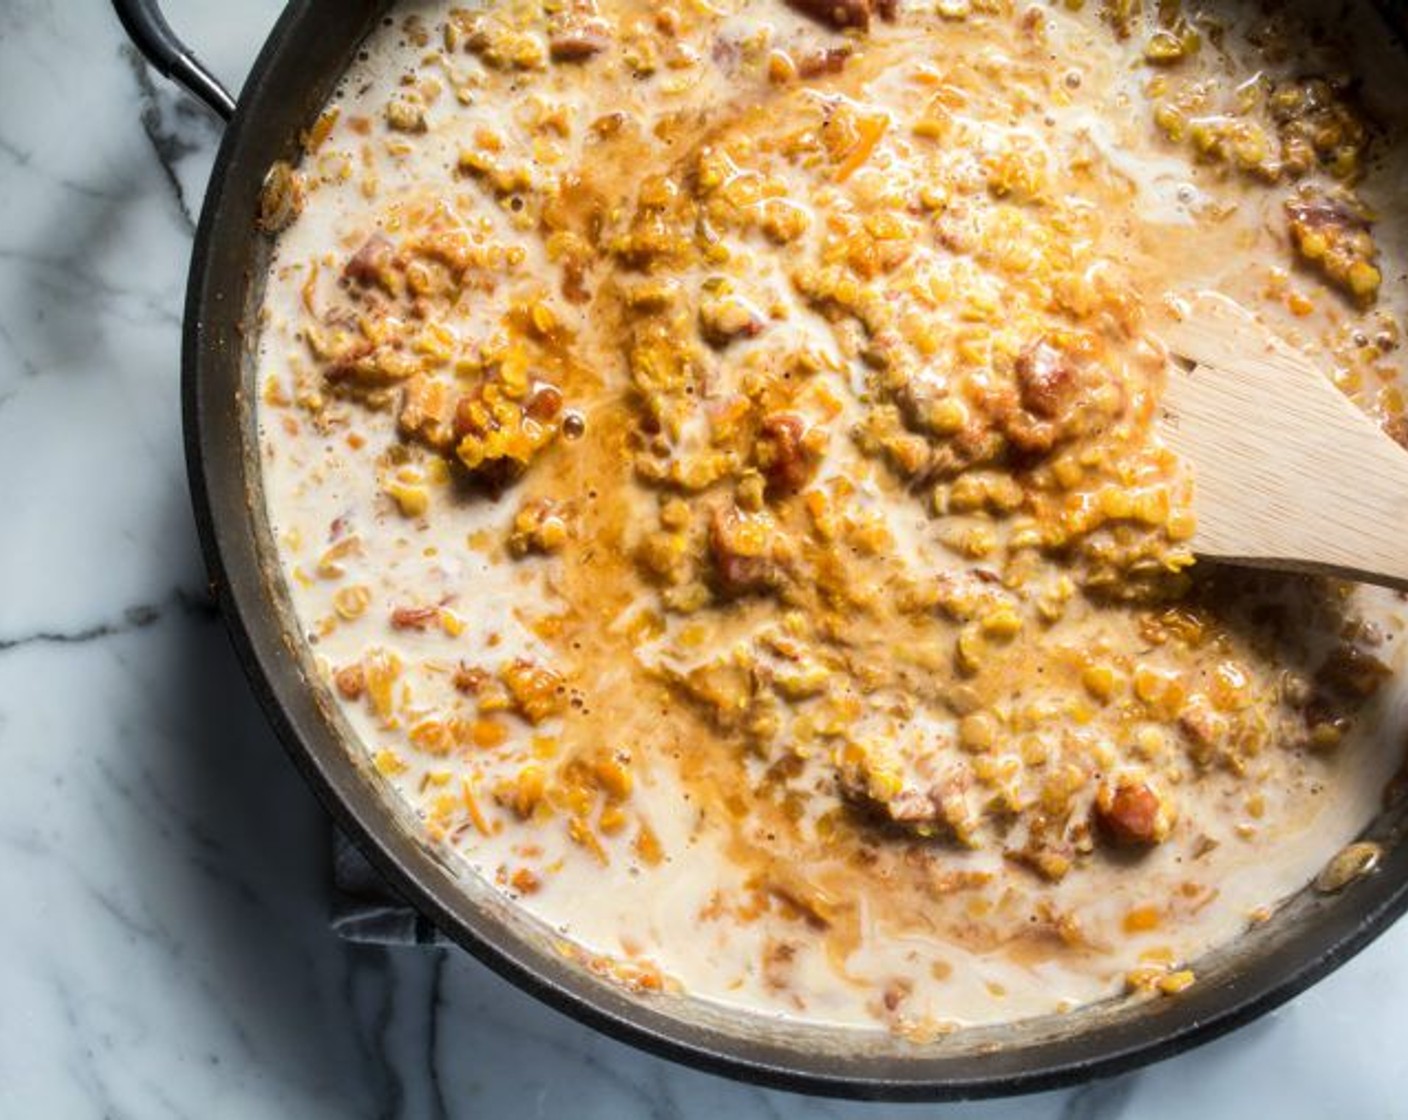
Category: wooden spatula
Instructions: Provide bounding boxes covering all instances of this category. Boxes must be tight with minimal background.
[1157,293,1408,593]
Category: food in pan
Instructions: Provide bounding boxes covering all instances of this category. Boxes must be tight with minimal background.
[255,0,1408,1034]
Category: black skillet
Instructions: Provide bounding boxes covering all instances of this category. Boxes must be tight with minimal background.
[114,0,1408,1100]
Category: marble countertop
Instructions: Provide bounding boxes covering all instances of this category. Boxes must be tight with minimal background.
[2,2,1406,1116]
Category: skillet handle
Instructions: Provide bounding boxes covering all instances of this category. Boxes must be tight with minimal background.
[111,0,236,122]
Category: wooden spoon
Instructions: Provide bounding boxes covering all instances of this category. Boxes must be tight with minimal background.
[1158,293,1408,592]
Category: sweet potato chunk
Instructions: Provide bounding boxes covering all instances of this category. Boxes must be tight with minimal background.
[549,0,610,61]
[756,412,821,493]
[1016,339,1076,419]
[710,507,787,595]
[345,233,396,288]
[785,0,894,31]
[1094,776,1174,846]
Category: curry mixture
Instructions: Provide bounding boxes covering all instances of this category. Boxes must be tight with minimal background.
[255,0,1408,1034]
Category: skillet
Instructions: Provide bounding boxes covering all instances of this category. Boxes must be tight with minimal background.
[114,0,1408,1098]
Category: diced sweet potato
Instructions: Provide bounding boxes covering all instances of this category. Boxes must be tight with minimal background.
[797,47,852,77]
[786,0,870,30]
[1015,339,1076,419]
[548,0,610,61]
[453,663,492,695]
[345,233,396,287]
[1094,776,1173,846]
[785,0,895,31]
[390,605,440,631]
[756,412,820,493]
[709,507,786,595]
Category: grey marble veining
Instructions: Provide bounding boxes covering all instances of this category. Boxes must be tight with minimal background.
[2,2,1406,1117]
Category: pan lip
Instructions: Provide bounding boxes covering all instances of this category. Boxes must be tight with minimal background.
[181,0,1408,1101]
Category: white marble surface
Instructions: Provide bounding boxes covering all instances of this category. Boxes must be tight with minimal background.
[1,2,1407,1116]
